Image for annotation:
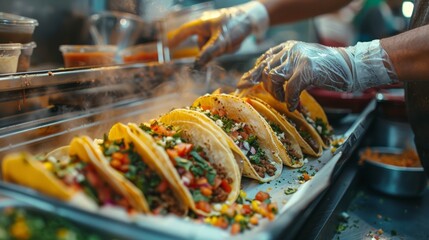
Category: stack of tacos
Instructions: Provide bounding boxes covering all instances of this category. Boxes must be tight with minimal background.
[2,87,333,219]
[239,84,331,157]
[2,118,241,216]
[188,94,284,182]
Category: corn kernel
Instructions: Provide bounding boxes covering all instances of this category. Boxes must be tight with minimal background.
[252,200,261,212]
[204,217,211,224]
[210,217,218,225]
[234,214,244,223]
[43,162,54,172]
[240,190,247,199]
[220,204,229,214]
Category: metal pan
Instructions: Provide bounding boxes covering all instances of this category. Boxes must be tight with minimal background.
[360,147,427,197]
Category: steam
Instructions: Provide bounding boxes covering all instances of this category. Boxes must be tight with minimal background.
[0,63,240,158]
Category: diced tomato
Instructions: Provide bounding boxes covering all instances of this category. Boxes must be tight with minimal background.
[200,186,213,196]
[249,215,259,225]
[220,179,232,193]
[303,173,310,181]
[156,179,169,193]
[158,125,168,135]
[120,154,130,164]
[201,105,211,111]
[255,191,270,202]
[266,212,276,221]
[243,125,252,133]
[230,223,241,235]
[112,152,124,161]
[98,187,112,203]
[85,170,99,187]
[218,109,226,117]
[267,203,278,214]
[216,217,229,229]
[195,201,211,213]
[120,164,129,173]
[211,109,219,115]
[166,148,178,160]
[175,143,193,157]
[240,131,248,139]
[241,204,252,215]
[110,159,121,169]
[231,131,239,139]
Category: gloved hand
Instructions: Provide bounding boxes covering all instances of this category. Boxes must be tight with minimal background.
[238,40,398,111]
[168,1,269,69]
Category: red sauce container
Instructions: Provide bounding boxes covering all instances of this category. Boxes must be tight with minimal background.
[120,43,160,64]
[59,45,117,68]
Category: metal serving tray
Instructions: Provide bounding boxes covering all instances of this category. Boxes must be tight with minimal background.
[0,88,376,239]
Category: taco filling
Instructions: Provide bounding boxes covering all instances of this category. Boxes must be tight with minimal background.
[38,154,132,210]
[267,121,301,164]
[283,115,319,153]
[140,121,233,214]
[192,106,277,178]
[300,106,333,145]
[99,136,184,215]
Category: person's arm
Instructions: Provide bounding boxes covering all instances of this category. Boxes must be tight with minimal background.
[260,0,352,25]
[381,24,429,81]
[169,0,352,67]
[238,24,429,111]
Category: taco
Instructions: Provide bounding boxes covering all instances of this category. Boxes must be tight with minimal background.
[242,97,304,168]
[127,111,240,215]
[299,90,333,148]
[94,123,188,216]
[240,85,323,157]
[2,137,144,213]
[188,94,283,182]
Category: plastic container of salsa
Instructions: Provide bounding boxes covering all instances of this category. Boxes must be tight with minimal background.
[120,43,159,63]
[59,45,117,68]
[0,12,38,43]
[0,43,22,74]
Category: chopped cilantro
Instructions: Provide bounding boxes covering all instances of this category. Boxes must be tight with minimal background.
[247,135,258,145]
[284,187,298,195]
[269,122,282,134]
[175,157,193,171]
[206,169,217,186]
[192,189,209,202]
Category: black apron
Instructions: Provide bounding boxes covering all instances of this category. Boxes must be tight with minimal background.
[406,0,429,176]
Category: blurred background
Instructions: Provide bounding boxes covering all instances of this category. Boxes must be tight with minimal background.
[0,0,414,70]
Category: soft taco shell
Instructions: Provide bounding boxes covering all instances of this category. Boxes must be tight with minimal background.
[242,97,304,168]
[2,152,74,200]
[240,85,323,157]
[157,109,241,215]
[2,137,142,213]
[190,94,283,182]
[106,123,188,215]
[300,90,333,148]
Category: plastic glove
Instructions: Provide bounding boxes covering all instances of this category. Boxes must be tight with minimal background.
[238,40,398,111]
[168,1,269,69]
